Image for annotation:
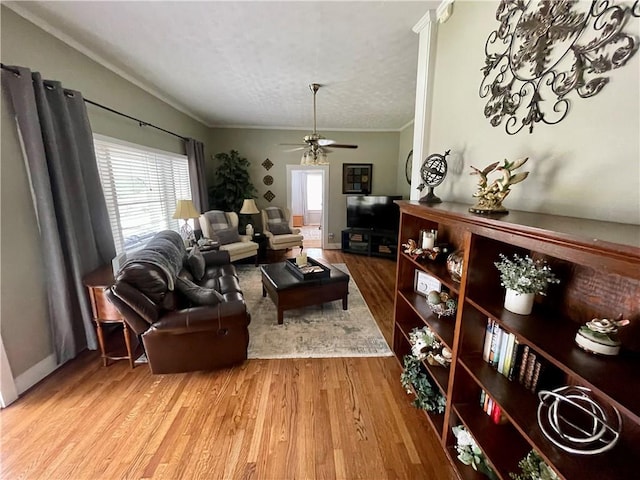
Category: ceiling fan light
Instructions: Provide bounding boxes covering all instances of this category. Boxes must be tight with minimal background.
[317,151,329,165]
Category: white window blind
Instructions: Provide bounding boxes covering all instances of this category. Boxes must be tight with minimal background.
[94,134,192,253]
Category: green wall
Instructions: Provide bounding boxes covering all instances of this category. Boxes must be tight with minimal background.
[208,128,403,244]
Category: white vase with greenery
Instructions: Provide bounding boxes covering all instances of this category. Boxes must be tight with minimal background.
[494,254,560,315]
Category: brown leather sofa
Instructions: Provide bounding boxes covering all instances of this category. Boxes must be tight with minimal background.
[106,230,250,374]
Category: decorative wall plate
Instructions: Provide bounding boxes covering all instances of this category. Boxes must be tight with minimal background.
[263,175,273,186]
[480,0,640,135]
[263,190,275,202]
[405,150,413,185]
[261,158,273,170]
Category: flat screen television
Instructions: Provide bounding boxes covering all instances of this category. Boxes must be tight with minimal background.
[346,195,402,232]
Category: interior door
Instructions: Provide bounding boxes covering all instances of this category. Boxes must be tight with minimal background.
[304,173,323,225]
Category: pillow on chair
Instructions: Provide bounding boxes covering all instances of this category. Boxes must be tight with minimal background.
[265,207,292,235]
[216,227,240,245]
[202,210,240,244]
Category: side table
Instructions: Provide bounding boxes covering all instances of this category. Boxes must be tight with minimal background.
[252,233,268,261]
[83,264,138,368]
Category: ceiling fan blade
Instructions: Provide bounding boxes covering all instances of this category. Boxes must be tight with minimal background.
[279,143,307,146]
[317,139,358,148]
[328,144,358,149]
[284,147,306,152]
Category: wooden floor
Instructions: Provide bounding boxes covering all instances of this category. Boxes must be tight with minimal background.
[0,249,456,480]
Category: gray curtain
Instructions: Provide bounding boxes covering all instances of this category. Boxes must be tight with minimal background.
[2,66,116,364]
[186,138,209,213]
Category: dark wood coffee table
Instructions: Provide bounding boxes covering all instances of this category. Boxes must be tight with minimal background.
[260,260,350,324]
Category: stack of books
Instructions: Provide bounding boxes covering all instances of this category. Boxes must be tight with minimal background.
[479,389,507,424]
[482,319,545,393]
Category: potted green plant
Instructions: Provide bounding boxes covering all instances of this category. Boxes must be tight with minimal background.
[509,450,559,480]
[494,254,559,315]
[452,425,498,480]
[208,150,257,212]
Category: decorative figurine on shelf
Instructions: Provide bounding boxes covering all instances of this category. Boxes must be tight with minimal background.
[575,316,630,356]
[418,150,450,204]
[402,239,423,256]
[426,290,457,318]
[469,157,529,215]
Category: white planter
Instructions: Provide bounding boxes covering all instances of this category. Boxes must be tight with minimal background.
[504,288,534,315]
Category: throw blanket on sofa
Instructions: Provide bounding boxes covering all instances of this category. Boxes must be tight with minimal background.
[120,231,185,290]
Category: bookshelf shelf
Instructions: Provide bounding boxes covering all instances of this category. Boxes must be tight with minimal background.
[392,201,640,480]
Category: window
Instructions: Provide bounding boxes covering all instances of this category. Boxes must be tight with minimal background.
[94,134,191,253]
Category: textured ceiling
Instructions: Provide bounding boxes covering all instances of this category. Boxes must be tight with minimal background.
[8,1,440,131]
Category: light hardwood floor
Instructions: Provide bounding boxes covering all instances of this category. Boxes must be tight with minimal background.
[0,249,456,480]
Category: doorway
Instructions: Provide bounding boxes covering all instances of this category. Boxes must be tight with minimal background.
[286,165,328,249]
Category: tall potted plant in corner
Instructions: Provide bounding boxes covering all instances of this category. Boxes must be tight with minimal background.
[208,150,257,212]
[494,254,559,315]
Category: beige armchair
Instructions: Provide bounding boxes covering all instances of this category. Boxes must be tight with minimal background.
[199,210,259,265]
[261,207,304,252]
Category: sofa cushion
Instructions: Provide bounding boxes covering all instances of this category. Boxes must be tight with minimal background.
[264,207,292,234]
[175,276,224,306]
[271,233,304,246]
[186,246,205,281]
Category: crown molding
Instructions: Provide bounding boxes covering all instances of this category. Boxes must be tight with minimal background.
[436,0,455,24]
[211,124,405,133]
[412,9,437,34]
[4,1,212,127]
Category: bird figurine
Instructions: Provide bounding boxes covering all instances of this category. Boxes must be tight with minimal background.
[469,157,529,214]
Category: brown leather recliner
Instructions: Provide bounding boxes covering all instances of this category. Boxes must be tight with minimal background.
[106,230,250,374]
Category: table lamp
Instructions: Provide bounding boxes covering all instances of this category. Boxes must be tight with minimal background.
[239,198,259,236]
[172,199,200,245]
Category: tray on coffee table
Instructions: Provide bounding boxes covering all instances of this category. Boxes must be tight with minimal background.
[285,257,331,280]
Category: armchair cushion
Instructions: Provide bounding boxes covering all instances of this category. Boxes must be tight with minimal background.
[215,227,240,245]
[264,207,292,234]
[186,246,205,281]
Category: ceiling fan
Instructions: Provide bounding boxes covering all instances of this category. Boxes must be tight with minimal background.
[281,83,358,165]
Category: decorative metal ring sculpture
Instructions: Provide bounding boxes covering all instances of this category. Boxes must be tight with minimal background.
[480,0,640,135]
[537,385,621,455]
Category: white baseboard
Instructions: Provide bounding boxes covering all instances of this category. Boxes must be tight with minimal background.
[15,353,58,395]
[325,242,341,250]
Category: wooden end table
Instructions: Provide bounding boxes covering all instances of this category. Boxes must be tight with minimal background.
[83,264,137,368]
[260,259,349,324]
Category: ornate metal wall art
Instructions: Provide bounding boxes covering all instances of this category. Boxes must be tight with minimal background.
[479,0,640,135]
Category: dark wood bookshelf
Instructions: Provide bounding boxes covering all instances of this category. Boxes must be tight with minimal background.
[392,201,640,480]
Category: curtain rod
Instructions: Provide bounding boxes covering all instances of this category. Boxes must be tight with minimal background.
[2,63,189,142]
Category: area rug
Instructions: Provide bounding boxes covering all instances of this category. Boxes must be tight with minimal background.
[235,264,393,359]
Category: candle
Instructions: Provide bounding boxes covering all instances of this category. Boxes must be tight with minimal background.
[296,252,308,266]
[421,231,435,250]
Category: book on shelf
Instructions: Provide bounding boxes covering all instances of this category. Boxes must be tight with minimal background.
[479,389,506,424]
[517,345,530,385]
[489,322,503,367]
[523,351,537,391]
[497,330,509,374]
[482,319,493,363]
[506,339,521,381]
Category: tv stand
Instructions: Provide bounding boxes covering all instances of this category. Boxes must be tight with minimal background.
[341,228,398,259]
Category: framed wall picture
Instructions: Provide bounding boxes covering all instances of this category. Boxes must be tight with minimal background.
[342,163,372,194]
[414,270,441,297]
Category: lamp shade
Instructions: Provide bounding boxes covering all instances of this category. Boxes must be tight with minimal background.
[172,199,200,219]
[239,198,259,214]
